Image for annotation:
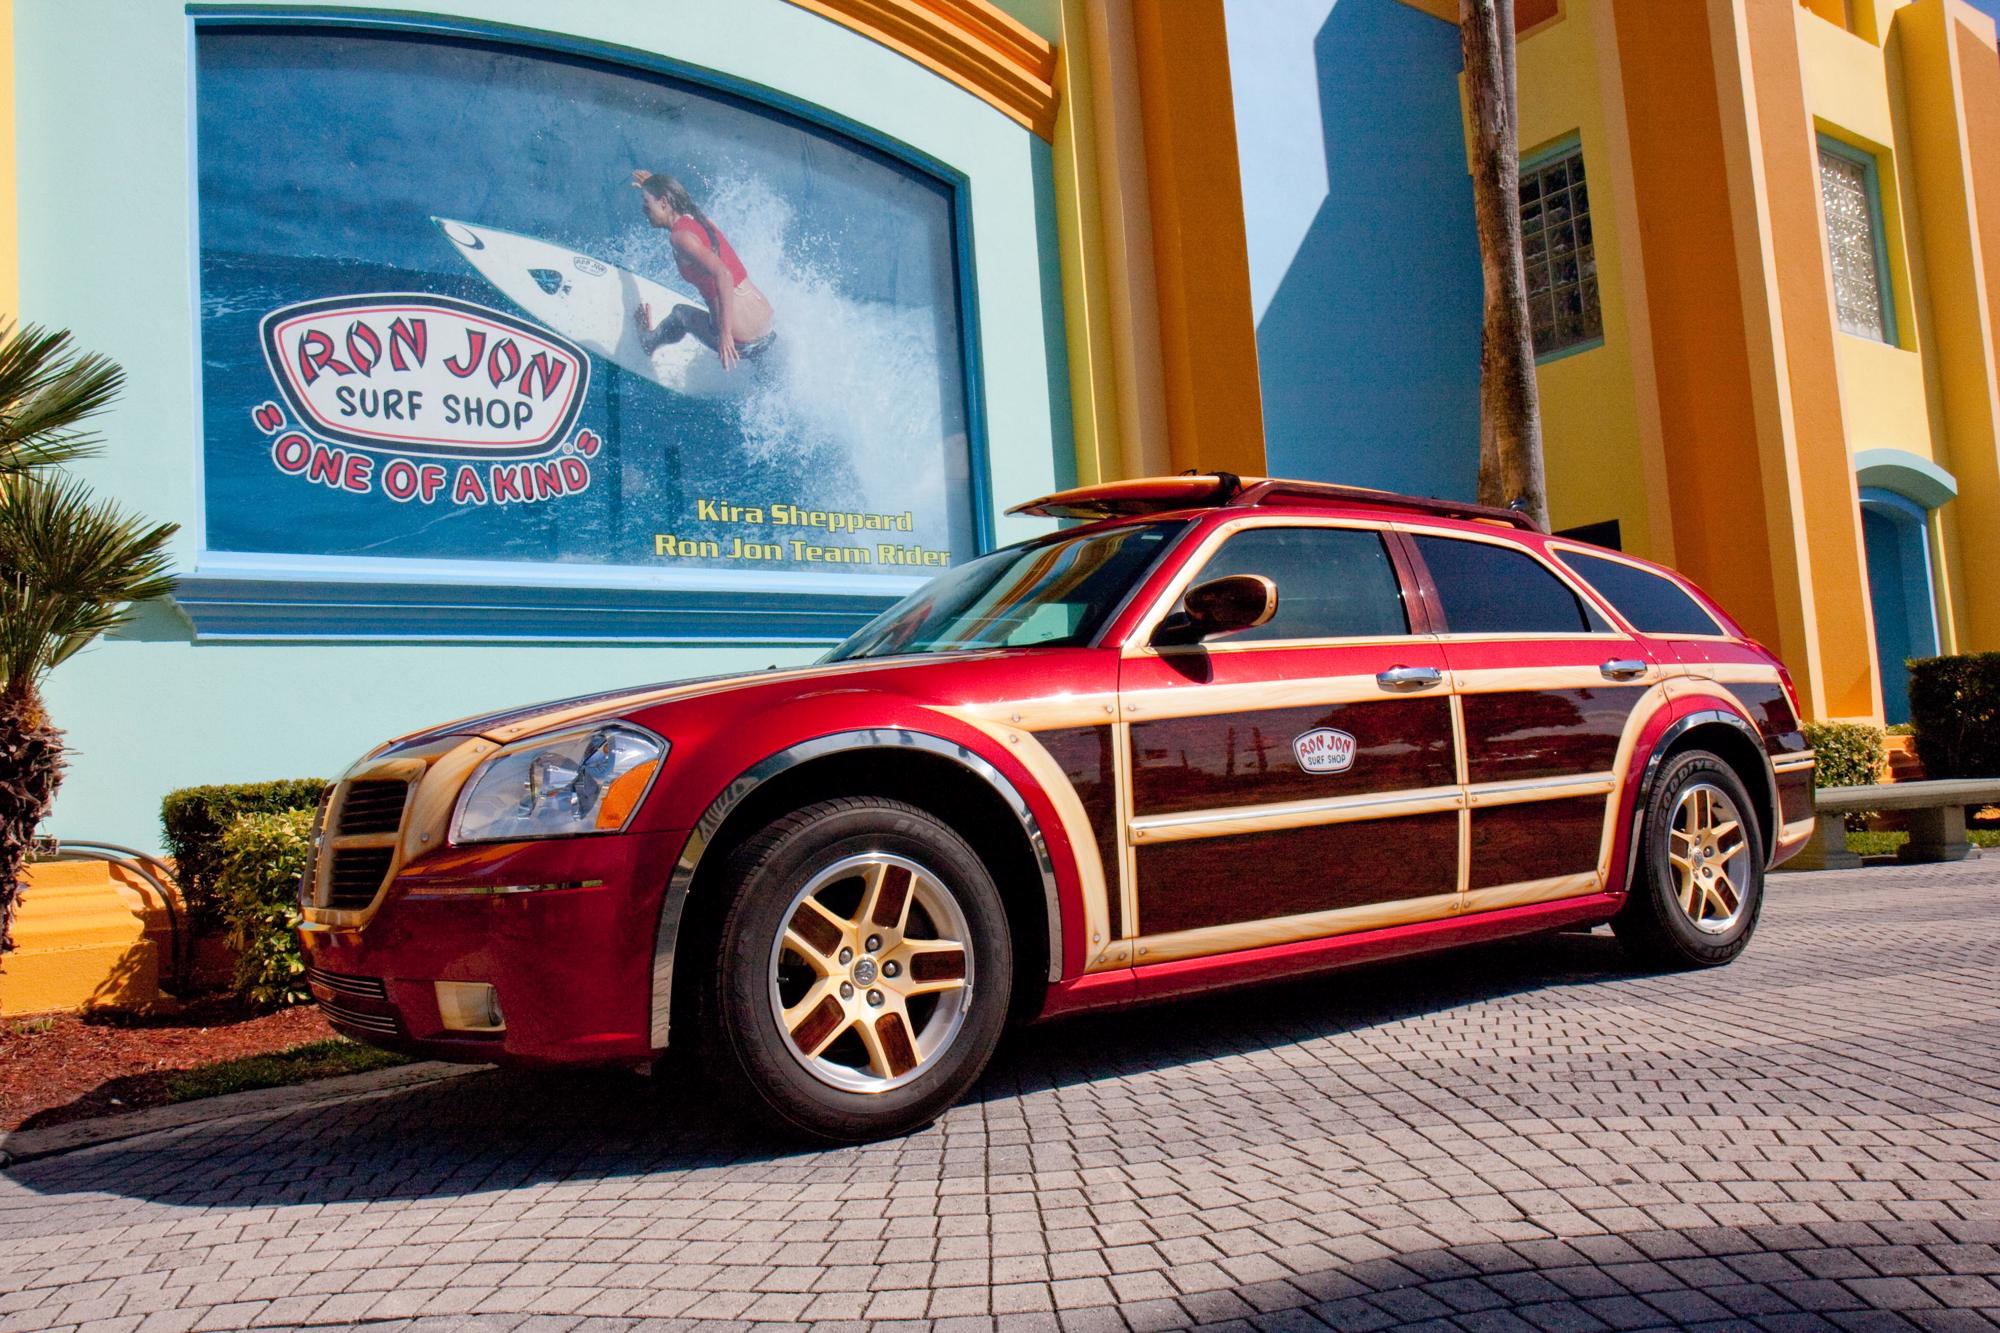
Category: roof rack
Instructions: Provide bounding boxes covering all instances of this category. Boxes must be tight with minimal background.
[1007,474,1542,532]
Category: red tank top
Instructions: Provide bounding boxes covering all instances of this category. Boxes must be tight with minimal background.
[671,214,749,309]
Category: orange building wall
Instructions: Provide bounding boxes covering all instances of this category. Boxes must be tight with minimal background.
[1611,2,1794,665]
[1744,0,1882,719]
[1128,0,1266,478]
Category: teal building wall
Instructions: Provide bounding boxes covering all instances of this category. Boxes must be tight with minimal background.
[18,0,1072,851]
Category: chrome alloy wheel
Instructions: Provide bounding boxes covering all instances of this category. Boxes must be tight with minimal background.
[1667,781,1752,934]
[767,853,974,1094]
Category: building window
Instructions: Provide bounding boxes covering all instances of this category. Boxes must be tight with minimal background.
[1520,141,1602,359]
[1817,135,1897,344]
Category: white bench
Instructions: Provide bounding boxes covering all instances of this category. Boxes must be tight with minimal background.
[1780,777,2000,871]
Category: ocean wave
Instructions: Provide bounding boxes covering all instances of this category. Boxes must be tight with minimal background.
[596,175,961,528]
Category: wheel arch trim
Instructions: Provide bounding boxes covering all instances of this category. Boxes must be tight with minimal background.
[648,727,1064,1048]
[1625,708,1781,893]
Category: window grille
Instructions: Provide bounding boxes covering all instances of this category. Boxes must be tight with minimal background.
[1520,143,1602,358]
[1818,140,1892,343]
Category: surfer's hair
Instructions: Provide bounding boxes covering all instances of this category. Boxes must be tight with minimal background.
[643,173,723,257]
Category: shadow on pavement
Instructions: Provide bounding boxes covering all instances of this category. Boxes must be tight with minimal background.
[3,929,1636,1213]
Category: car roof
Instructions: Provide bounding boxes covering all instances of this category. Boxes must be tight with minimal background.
[1008,473,1542,533]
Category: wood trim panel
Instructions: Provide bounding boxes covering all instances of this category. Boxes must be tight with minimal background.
[1127,869,1602,969]
[1725,682,1807,756]
[1133,811,1458,938]
[1128,697,1454,815]
[935,708,1122,967]
[1037,725,1121,939]
[1461,686,1648,784]
[1468,795,1609,890]
[1130,785,1462,843]
[786,0,1059,138]
[1777,764,1815,832]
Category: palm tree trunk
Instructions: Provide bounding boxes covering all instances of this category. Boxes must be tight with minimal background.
[1460,0,1550,530]
[0,679,64,954]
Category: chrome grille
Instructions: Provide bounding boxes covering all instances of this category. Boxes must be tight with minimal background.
[327,846,395,909]
[305,966,387,1001]
[337,780,410,835]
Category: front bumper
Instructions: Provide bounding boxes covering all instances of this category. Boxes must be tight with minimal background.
[300,828,688,1065]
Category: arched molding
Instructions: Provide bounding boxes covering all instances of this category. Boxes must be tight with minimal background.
[786,0,1058,138]
[1855,447,1959,510]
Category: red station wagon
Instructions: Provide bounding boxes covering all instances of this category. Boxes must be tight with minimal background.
[301,475,1817,1140]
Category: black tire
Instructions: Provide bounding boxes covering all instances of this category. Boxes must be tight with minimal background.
[700,797,1012,1143]
[1613,749,1765,968]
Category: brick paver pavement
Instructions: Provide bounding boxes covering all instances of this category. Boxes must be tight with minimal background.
[2,861,1997,1333]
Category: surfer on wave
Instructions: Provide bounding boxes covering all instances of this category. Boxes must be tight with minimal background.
[630,169,776,371]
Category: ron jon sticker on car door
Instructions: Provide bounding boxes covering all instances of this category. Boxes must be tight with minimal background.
[1293,728,1358,774]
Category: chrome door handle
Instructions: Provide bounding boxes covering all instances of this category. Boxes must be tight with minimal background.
[1600,658,1649,681]
[1377,665,1444,691]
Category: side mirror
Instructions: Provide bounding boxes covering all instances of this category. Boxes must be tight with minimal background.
[1153,574,1278,646]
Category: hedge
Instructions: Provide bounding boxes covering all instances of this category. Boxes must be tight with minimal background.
[161,779,327,933]
[1802,722,1884,832]
[1909,653,2000,779]
[216,807,315,1008]
[1801,721,1885,790]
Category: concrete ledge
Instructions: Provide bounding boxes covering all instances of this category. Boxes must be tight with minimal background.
[0,1059,475,1166]
[1814,777,2000,811]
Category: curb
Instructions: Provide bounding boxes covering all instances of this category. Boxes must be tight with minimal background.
[0,1060,477,1165]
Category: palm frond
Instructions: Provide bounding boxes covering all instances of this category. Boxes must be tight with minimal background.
[0,323,126,473]
[0,472,177,688]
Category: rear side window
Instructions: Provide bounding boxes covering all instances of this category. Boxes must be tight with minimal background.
[1560,550,1724,637]
[1185,526,1409,641]
[1413,534,1601,635]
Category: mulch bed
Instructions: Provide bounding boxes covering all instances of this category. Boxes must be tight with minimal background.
[0,997,334,1132]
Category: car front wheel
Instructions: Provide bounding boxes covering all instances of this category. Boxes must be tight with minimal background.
[703,797,1012,1142]
[1613,749,1765,968]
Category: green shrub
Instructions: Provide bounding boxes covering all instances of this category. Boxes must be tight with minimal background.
[1803,722,1884,831]
[1908,653,2000,779]
[1801,721,1885,789]
[215,808,315,1008]
[161,780,326,932]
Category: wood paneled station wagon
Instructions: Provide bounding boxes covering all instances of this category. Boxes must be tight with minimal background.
[302,475,1817,1140]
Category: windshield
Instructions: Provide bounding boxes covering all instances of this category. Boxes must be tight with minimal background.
[825,521,1187,661]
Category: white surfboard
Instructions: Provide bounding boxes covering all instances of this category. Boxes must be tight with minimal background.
[432,216,757,398]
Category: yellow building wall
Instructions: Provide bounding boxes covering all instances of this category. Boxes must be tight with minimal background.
[1895,0,2000,653]
[1512,0,1671,558]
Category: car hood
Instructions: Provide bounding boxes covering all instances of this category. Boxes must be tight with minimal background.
[377,652,1001,753]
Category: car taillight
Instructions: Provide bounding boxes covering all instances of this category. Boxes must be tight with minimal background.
[1773,659,1804,722]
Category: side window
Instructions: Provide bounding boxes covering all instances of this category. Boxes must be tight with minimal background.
[1413,534,1601,635]
[1181,527,1410,642]
[1559,550,1724,637]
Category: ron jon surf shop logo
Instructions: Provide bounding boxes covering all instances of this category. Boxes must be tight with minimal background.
[250,293,600,507]
[1293,727,1357,775]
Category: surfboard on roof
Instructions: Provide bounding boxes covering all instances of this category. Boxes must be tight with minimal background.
[433,216,764,399]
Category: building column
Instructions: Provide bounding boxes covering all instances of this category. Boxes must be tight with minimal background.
[1610,0,1822,706]
[1897,0,2000,653]
[1127,0,1266,478]
[1734,0,1883,720]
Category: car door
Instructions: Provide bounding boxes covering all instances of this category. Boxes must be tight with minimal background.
[1401,526,1662,910]
[1550,545,1812,847]
[1115,518,1461,968]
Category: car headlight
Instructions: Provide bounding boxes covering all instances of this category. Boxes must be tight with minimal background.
[451,723,666,843]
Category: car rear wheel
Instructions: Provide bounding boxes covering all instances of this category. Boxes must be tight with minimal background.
[1613,749,1765,968]
[702,797,1011,1142]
